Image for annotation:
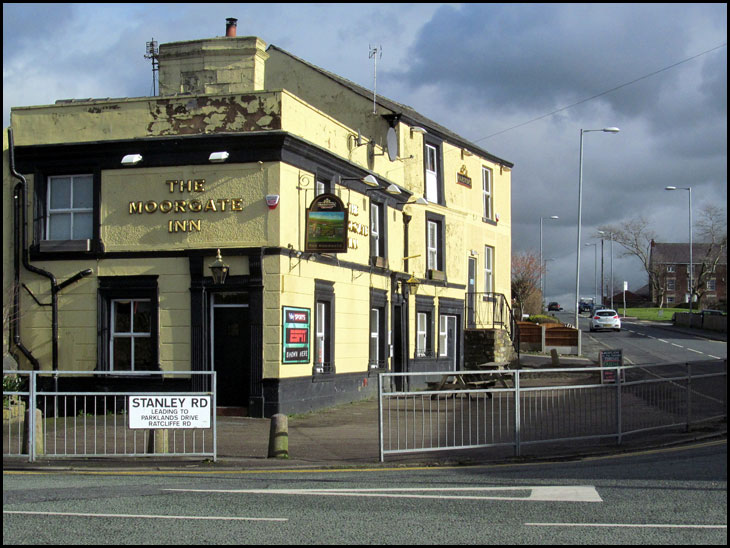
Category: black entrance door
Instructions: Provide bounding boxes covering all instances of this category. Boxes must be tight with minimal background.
[212,305,250,408]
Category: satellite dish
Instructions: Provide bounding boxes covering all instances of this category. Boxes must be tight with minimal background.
[386,127,398,162]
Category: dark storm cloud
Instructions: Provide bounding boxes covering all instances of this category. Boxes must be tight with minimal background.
[396,3,726,118]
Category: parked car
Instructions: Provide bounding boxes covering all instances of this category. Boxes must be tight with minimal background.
[590,309,621,332]
[547,302,563,311]
[579,300,593,313]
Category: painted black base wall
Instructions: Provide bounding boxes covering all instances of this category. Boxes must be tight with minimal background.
[262,371,380,417]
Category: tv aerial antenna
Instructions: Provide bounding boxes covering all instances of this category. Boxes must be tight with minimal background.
[369,44,382,115]
[145,38,159,96]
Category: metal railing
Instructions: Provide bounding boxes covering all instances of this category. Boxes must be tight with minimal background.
[3,370,216,462]
[466,291,520,356]
[378,360,726,461]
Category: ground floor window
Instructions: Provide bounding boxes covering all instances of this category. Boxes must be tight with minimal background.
[97,276,159,371]
[110,299,154,371]
[314,280,335,374]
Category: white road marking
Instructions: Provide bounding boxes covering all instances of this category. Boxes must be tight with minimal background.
[165,485,603,503]
[526,522,726,529]
[3,510,287,522]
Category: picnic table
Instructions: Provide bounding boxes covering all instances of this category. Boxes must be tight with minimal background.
[426,362,511,399]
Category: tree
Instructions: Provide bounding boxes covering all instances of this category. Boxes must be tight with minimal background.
[596,217,667,306]
[511,251,543,316]
[692,204,727,308]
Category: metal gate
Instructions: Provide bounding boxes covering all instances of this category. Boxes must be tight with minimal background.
[378,360,726,461]
[3,370,216,462]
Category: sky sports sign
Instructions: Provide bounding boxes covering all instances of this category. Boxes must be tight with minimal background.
[128,396,211,429]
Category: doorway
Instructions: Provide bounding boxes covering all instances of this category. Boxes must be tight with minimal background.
[210,293,250,410]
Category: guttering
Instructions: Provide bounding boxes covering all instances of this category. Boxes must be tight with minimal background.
[8,127,92,372]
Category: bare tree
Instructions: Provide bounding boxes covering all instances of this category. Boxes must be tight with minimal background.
[596,217,667,306]
[511,251,543,316]
[692,204,727,308]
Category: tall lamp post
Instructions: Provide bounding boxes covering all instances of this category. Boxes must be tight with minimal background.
[665,186,693,315]
[575,127,620,329]
[540,215,559,310]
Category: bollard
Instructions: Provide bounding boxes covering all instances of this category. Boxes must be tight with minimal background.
[550,348,560,367]
[268,413,289,458]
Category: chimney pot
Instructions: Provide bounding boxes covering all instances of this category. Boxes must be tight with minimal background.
[226,18,238,37]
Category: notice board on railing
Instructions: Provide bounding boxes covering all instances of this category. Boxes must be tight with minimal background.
[599,349,624,383]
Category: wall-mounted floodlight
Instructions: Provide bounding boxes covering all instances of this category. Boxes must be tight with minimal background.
[406,196,428,205]
[121,154,143,166]
[410,126,427,137]
[385,184,401,195]
[208,151,230,163]
[362,174,379,187]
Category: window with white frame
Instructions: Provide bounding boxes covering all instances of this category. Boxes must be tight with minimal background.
[370,202,385,258]
[46,174,93,240]
[427,221,439,270]
[416,312,429,358]
[707,278,717,291]
[110,299,154,371]
[369,308,380,368]
[315,301,328,372]
[425,144,439,203]
[667,278,676,291]
[667,265,675,273]
[482,167,493,220]
[484,245,494,293]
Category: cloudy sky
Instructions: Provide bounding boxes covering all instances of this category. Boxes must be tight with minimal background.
[3,3,727,309]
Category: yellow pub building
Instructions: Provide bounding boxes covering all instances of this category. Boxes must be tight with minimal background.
[3,20,514,417]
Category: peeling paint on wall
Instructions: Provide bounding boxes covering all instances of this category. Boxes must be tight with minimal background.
[146,94,282,136]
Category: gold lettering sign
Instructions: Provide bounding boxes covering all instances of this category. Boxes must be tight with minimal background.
[127,179,244,234]
[456,165,472,187]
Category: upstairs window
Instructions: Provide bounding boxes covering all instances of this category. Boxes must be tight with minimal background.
[425,144,439,203]
[46,174,93,240]
[482,167,493,221]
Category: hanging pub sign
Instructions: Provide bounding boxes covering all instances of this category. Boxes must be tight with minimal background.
[282,306,310,364]
[305,193,348,253]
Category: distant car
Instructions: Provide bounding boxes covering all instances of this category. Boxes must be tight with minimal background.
[547,302,563,311]
[700,309,725,316]
[579,301,593,313]
[590,309,621,332]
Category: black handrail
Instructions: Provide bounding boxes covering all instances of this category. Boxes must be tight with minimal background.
[465,292,520,359]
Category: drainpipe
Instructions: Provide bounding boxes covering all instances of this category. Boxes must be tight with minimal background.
[8,127,92,376]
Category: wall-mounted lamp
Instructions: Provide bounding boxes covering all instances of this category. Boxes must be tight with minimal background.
[410,126,427,137]
[400,273,420,295]
[121,154,143,166]
[337,174,380,188]
[208,151,230,163]
[385,183,401,195]
[461,149,473,159]
[405,196,428,205]
[208,249,229,284]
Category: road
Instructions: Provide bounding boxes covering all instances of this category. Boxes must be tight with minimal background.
[3,441,726,545]
[554,311,727,366]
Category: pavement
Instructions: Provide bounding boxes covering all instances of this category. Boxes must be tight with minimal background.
[4,322,726,472]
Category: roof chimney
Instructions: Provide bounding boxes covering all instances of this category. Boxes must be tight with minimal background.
[226,18,237,37]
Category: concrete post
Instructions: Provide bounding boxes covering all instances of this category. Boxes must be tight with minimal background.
[268,413,289,458]
[23,407,43,457]
[147,429,169,454]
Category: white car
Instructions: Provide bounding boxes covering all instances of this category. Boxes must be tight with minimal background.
[589,309,621,332]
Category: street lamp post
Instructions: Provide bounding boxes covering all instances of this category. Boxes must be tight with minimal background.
[540,215,559,310]
[575,127,620,329]
[665,186,693,315]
